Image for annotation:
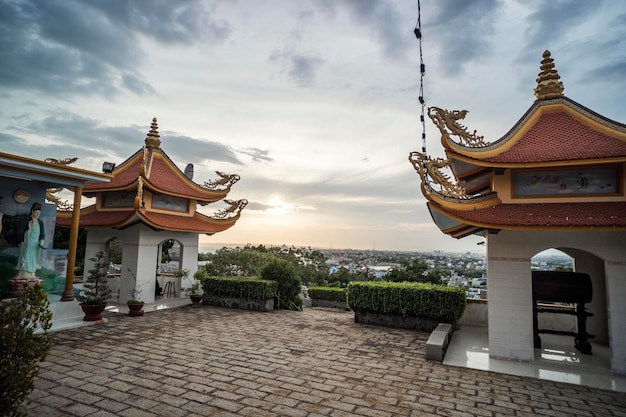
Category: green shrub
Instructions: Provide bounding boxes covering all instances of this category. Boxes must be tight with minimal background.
[261,259,302,310]
[0,283,53,417]
[346,281,466,322]
[202,276,277,300]
[308,286,347,302]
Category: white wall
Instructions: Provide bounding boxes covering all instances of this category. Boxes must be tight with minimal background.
[486,229,626,374]
[84,224,199,304]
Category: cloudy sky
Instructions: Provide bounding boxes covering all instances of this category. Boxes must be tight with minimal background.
[1,0,625,252]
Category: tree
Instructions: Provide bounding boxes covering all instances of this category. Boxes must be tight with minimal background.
[0,283,52,417]
[108,238,122,265]
[199,245,329,284]
[52,226,87,275]
[261,259,302,311]
[77,251,112,305]
[386,258,442,284]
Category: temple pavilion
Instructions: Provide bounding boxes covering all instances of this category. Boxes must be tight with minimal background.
[57,118,246,304]
[410,51,626,375]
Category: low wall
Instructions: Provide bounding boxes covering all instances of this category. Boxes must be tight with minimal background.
[354,310,441,332]
[202,295,274,312]
[459,300,577,332]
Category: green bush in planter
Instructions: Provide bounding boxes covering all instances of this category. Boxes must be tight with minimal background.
[202,276,277,300]
[308,286,347,302]
[346,281,466,322]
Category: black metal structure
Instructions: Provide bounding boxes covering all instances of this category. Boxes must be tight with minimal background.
[532,270,594,354]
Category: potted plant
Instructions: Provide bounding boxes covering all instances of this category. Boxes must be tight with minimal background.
[126,268,144,317]
[77,251,112,321]
[180,269,203,307]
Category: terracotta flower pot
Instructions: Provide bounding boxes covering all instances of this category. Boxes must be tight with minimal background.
[189,294,203,307]
[127,302,145,316]
[80,303,107,321]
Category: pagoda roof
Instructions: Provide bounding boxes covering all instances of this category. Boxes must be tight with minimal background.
[59,117,246,235]
[410,50,626,240]
[56,204,240,235]
[442,97,626,168]
[83,118,236,203]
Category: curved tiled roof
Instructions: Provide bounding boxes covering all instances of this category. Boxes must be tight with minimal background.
[56,208,133,228]
[145,154,226,201]
[57,206,238,234]
[141,211,238,234]
[84,152,142,191]
[484,111,626,163]
[434,201,626,230]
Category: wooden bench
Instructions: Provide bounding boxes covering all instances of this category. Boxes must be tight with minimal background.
[425,323,453,361]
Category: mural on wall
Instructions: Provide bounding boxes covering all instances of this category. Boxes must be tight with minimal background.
[513,166,620,197]
[0,187,68,296]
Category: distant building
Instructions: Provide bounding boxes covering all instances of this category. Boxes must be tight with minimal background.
[410,51,626,374]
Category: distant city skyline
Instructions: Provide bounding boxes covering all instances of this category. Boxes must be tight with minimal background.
[2,1,624,252]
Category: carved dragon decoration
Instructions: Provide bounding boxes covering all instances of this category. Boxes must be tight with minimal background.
[212,199,248,219]
[44,157,78,165]
[135,177,145,210]
[46,188,74,211]
[428,107,489,147]
[202,171,241,190]
[408,151,468,199]
[44,157,78,211]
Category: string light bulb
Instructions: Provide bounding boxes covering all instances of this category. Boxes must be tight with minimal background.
[415,0,427,161]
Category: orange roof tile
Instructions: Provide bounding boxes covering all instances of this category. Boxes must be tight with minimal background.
[56,209,133,228]
[84,152,142,191]
[485,112,626,163]
[57,206,238,234]
[145,155,225,201]
[140,211,237,234]
[438,202,626,229]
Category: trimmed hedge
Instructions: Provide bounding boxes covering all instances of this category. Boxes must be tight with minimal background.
[202,276,277,300]
[308,286,347,302]
[346,281,466,322]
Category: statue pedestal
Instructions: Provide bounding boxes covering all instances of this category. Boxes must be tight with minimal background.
[7,278,44,298]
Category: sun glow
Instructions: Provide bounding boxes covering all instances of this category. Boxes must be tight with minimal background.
[263,196,298,215]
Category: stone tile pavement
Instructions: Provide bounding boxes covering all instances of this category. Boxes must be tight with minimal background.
[27,306,626,416]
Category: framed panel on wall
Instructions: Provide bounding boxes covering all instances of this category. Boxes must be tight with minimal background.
[512,165,622,198]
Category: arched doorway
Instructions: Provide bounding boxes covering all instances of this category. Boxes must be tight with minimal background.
[105,237,122,302]
[157,239,184,297]
[530,247,609,365]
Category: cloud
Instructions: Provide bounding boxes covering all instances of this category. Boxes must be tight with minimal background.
[162,135,243,166]
[288,55,325,87]
[523,0,601,50]
[427,0,500,76]
[239,147,274,163]
[3,111,244,169]
[0,0,230,98]
[342,0,410,60]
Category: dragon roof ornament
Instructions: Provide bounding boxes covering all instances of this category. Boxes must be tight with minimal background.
[428,107,490,148]
[44,157,78,211]
[211,199,248,220]
[408,151,469,199]
[202,171,241,190]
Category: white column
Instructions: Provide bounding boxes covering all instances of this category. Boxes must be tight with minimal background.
[606,260,626,375]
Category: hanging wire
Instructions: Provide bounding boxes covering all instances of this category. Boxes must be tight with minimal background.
[413,0,427,155]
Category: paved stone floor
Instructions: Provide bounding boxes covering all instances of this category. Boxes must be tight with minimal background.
[27,306,626,417]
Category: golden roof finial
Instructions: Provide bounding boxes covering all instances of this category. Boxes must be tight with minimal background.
[534,50,564,100]
[145,117,161,148]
